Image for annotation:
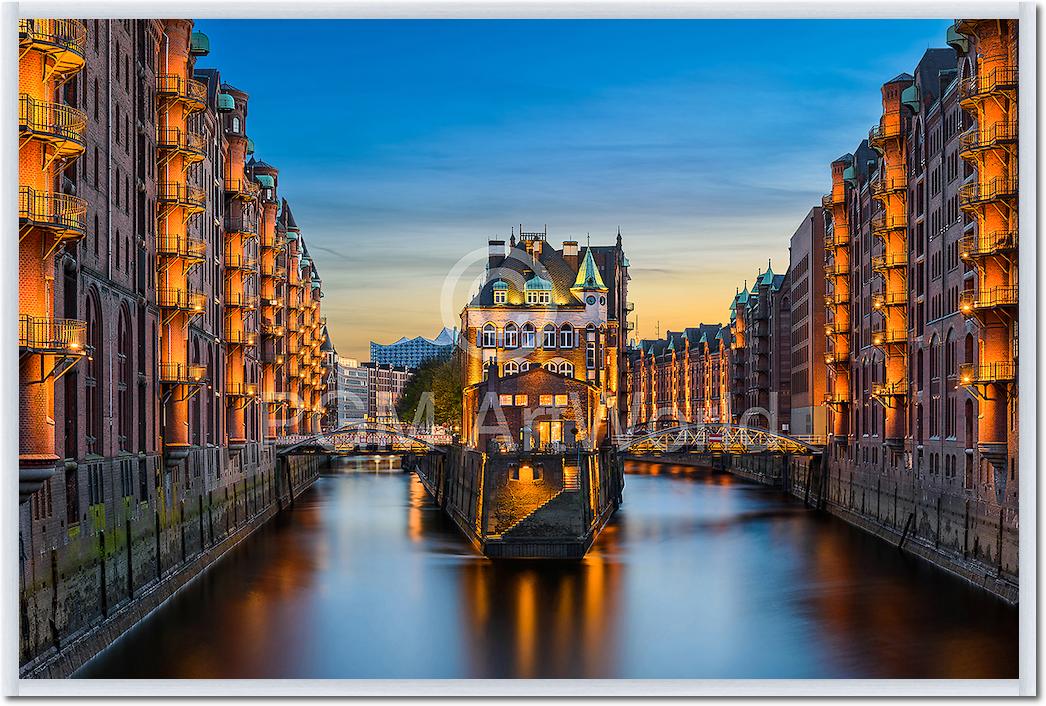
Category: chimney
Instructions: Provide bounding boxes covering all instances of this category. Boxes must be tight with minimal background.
[488,239,506,269]
[562,241,579,270]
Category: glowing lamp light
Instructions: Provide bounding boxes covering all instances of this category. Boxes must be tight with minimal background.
[873,336,883,346]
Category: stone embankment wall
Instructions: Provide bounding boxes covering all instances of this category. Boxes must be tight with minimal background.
[726,452,1018,604]
[20,452,326,678]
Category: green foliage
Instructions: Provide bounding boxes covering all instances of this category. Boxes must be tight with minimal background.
[396,356,463,430]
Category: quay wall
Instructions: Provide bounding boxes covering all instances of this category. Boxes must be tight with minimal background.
[630,451,1017,604]
[19,449,326,678]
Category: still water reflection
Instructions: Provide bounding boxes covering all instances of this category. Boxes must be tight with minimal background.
[78,459,1017,679]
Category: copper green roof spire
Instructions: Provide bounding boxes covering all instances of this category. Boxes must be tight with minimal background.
[572,247,607,292]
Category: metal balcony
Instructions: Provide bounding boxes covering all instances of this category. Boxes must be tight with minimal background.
[19,19,86,81]
[824,320,848,336]
[824,350,849,366]
[959,286,1019,315]
[871,252,908,272]
[823,391,850,407]
[824,290,849,307]
[959,231,1018,260]
[224,178,261,201]
[871,380,908,398]
[959,178,1018,208]
[19,94,87,160]
[871,291,907,310]
[19,315,86,354]
[869,117,903,147]
[870,176,907,197]
[225,329,256,346]
[224,214,257,235]
[157,288,206,313]
[821,193,836,209]
[225,293,259,310]
[958,362,1016,386]
[156,235,206,261]
[156,74,207,112]
[959,66,1018,104]
[870,211,906,235]
[158,362,207,384]
[263,351,286,365]
[227,382,259,398]
[870,324,908,347]
[18,186,87,241]
[224,252,258,271]
[262,323,285,337]
[158,181,206,213]
[824,228,849,248]
[959,121,1018,156]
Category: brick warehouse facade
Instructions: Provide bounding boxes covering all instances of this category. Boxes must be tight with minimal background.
[18,19,336,672]
[623,20,1018,599]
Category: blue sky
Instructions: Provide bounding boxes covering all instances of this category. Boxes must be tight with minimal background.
[194,19,953,360]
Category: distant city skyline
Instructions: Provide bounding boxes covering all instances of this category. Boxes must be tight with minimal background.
[194,18,953,359]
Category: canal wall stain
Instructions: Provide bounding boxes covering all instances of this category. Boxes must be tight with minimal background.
[722,452,1018,604]
[19,451,326,679]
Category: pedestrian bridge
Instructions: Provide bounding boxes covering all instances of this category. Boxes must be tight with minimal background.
[615,423,824,456]
[276,422,451,456]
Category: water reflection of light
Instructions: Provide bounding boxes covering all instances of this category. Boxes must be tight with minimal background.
[515,571,537,678]
[408,478,425,541]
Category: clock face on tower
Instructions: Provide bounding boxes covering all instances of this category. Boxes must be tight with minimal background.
[586,295,596,305]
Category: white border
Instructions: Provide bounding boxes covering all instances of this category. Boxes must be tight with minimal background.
[2,0,1034,697]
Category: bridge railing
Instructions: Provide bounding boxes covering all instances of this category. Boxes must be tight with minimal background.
[618,423,822,456]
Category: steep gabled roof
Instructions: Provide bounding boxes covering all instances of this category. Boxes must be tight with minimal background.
[572,247,607,291]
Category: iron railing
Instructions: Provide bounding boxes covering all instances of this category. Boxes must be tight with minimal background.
[959,177,1018,207]
[959,231,1018,259]
[156,74,207,108]
[156,128,206,157]
[19,315,86,352]
[871,291,907,310]
[19,19,87,59]
[959,286,1019,313]
[19,186,87,237]
[158,362,207,384]
[19,93,87,150]
[958,362,1016,385]
[156,288,206,312]
[959,121,1018,153]
[959,66,1018,101]
[156,235,206,260]
[157,181,206,210]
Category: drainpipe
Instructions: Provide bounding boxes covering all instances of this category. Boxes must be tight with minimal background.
[106,20,114,453]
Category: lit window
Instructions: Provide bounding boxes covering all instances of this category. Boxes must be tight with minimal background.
[555,394,568,407]
[504,360,519,375]
[499,394,513,407]
[504,322,519,348]
[514,394,528,406]
[540,394,554,406]
[544,361,559,374]
[561,362,575,378]
[481,323,496,348]
[559,324,574,348]
[519,361,531,372]
[521,323,536,348]
[494,290,507,305]
[586,341,596,369]
[543,324,557,348]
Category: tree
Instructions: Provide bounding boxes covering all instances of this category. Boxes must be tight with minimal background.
[396,356,462,429]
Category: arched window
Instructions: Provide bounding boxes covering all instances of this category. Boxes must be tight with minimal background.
[542,324,557,349]
[521,323,536,348]
[481,323,496,348]
[560,362,575,378]
[85,291,102,456]
[504,360,519,376]
[117,307,132,452]
[232,116,241,134]
[544,361,559,374]
[559,323,574,349]
[964,399,974,448]
[504,322,519,349]
[519,361,531,372]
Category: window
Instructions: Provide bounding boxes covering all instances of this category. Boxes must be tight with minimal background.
[554,394,568,407]
[481,323,496,348]
[504,322,518,348]
[560,362,575,378]
[519,361,531,372]
[504,360,519,376]
[559,324,574,348]
[494,289,507,304]
[499,394,514,407]
[544,361,559,374]
[543,324,557,348]
[514,394,528,406]
[232,116,241,134]
[521,323,536,348]
[540,394,554,406]
[586,341,597,369]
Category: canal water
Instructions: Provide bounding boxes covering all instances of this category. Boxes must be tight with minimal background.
[77,458,1018,679]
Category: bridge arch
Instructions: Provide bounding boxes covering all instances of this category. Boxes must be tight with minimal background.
[276,421,449,456]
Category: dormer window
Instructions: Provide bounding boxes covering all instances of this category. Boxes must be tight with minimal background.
[481,323,496,348]
[524,275,552,306]
[493,279,508,305]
